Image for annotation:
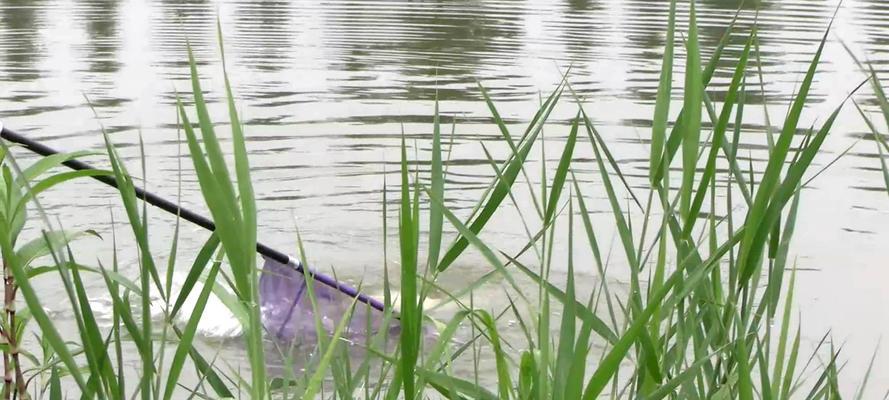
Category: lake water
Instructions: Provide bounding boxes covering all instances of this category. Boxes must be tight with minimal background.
[2,0,889,394]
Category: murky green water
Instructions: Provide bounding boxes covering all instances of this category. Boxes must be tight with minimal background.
[1,0,888,393]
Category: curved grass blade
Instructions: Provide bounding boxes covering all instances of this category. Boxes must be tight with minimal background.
[170,234,221,319]
[15,229,99,268]
[544,112,579,225]
[301,301,358,399]
[501,251,617,343]
[651,7,741,184]
[736,21,834,288]
[477,82,545,219]
[102,131,158,399]
[581,228,745,399]
[12,169,114,228]
[163,260,222,400]
[4,246,88,393]
[16,150,99,184]
[438,80,565,271]
[683,31,754,236]
[642,348,726,400]
[181,38,267,396]
[854,100,889,196]
[422,184,528,304]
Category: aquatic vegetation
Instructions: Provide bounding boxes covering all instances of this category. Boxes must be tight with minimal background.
[0,1,884,398]
[0,134,106,399]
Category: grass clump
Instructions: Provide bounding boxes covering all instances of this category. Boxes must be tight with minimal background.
[0,1,884,398]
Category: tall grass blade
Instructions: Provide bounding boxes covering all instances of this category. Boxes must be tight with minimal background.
[398,133,420,400]
[737,21,835,288]
[438,80,565,271]
[680,0,703,222]
[545,112,579,225]
[650,0,676,183]
[427,98,444,272]
[683,31,753,236]
[163,259,222,400]
[180,42,267,397]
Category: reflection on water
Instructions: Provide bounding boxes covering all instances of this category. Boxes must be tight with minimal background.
[1,0,889,393]
[0,0,43,81]
[232,1,294,72]
[80,0,121,74]
[320,0,526,101]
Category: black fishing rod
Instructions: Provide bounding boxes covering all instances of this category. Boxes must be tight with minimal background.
[0,125,386,312]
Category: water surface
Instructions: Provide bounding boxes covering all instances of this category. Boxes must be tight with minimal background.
[1,0,888,393]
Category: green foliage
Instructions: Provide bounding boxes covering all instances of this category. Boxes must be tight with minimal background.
[0,140,108,398]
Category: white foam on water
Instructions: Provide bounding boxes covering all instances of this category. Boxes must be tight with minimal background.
[88,271,244,339]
